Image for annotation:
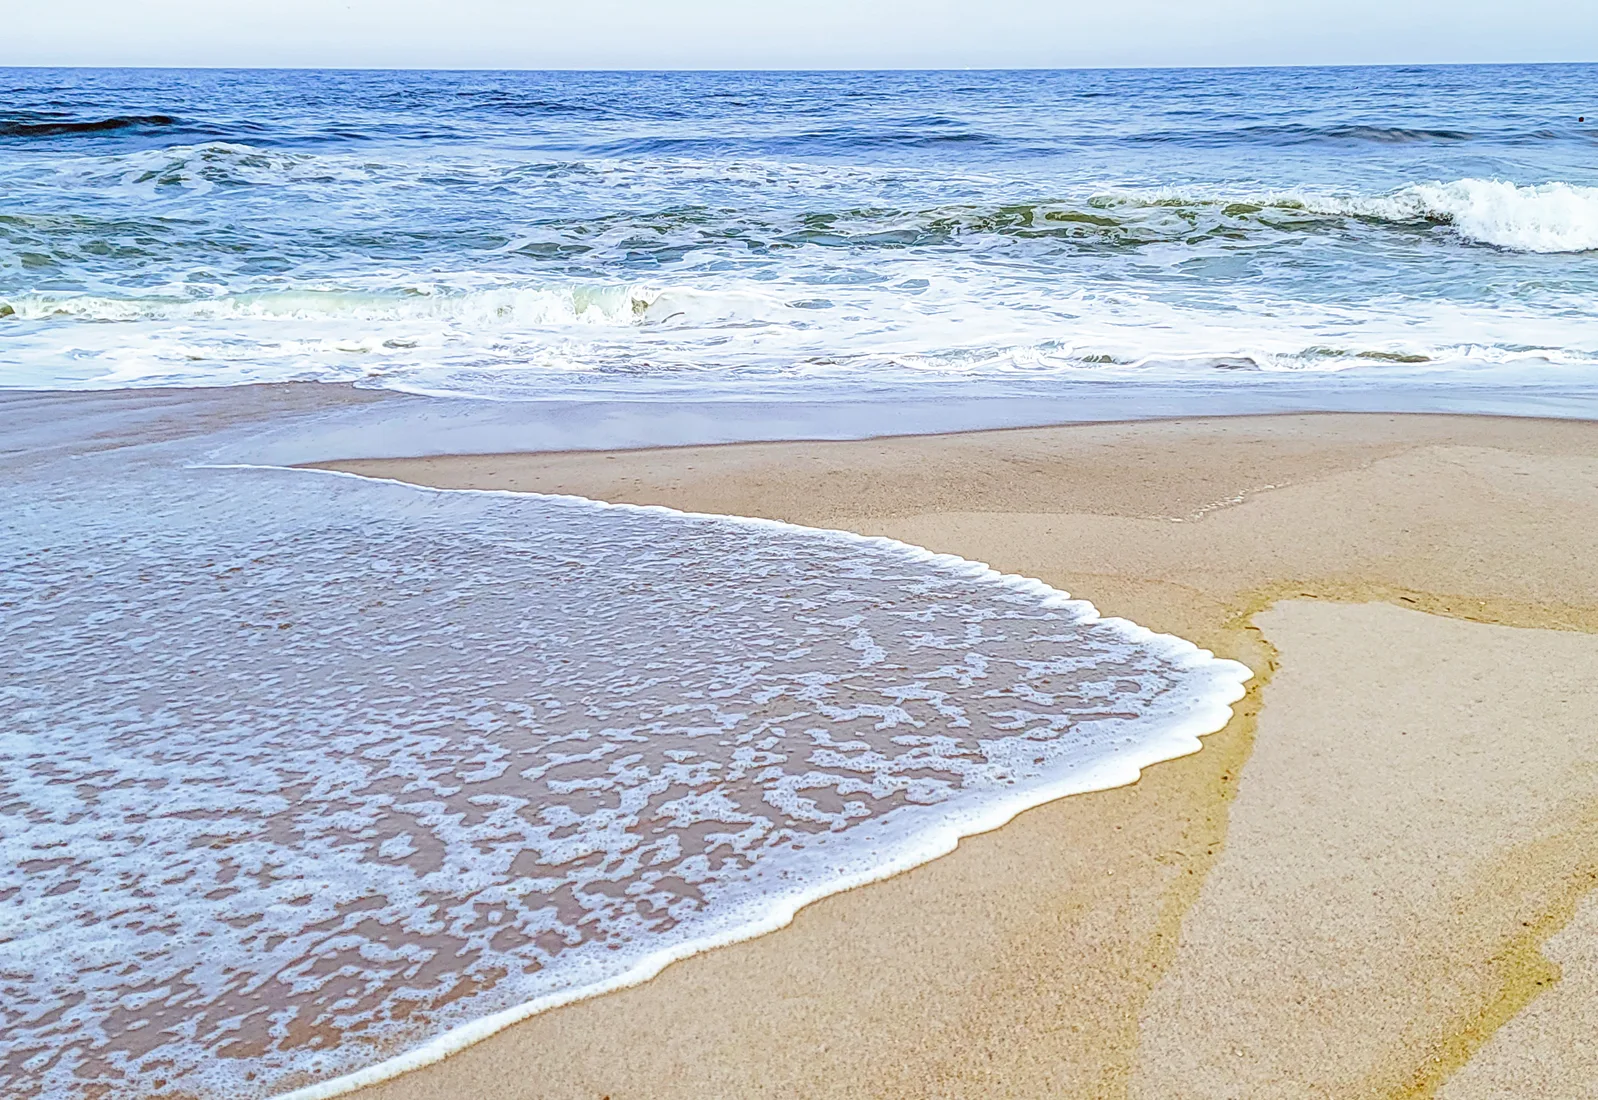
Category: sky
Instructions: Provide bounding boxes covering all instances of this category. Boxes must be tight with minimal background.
[6,0,1597,69]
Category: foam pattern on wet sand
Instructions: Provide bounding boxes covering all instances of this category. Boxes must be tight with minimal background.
[1,456,1247,1099]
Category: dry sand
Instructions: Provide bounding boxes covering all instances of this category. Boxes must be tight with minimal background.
[323,413,1598,1099]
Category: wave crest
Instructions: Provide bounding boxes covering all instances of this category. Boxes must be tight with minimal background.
[1097,179,1598,253]
[1301,179,1598,253]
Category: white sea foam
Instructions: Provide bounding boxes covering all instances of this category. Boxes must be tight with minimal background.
[0,283,782,327]
[1304,179,1598,253]
[0,402,1251,1100]
[1102,179,1598,254]
[4,273,1593,397]
[6,155,1598,402]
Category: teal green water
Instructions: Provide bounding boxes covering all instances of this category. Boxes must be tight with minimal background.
[3,66,1597,409]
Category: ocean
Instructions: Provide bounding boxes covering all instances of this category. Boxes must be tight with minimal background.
[1,65,1592,1099]
[3,65,1598,412]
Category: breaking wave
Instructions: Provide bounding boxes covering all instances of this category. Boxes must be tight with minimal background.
[1122,123,1478,148]
[1304,179,1598,253]
[7,146,1597,260]
[1094,178,1598,253]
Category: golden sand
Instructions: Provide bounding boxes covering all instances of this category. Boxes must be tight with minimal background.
[321,413,1598,1098]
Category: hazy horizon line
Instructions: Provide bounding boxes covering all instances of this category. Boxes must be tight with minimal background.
[4,59,1594,74]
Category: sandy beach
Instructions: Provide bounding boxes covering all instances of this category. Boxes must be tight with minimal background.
[319,412,1598,1099]
[12,56,1598,1100]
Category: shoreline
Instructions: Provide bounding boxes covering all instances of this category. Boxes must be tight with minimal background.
[261,468,1250,1100]
[318,412,1598,1098]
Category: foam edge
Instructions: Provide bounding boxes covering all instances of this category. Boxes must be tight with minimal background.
[184,462,1252,1100]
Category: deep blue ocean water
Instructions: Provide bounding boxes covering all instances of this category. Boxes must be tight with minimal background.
[2,65,1597,411]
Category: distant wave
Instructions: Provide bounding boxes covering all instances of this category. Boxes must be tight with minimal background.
[1280,123,1476,144]
[0,115,1534,153]
[0,114,183,138]
[592,130,1004,157]
[1124,123,1476,148]
[559,122,1495,157]
[39,141,372,194]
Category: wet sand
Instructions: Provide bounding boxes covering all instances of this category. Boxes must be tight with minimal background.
[322,413,1598,1098]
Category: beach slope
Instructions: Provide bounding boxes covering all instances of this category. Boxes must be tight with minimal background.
[323,413,1598,1098]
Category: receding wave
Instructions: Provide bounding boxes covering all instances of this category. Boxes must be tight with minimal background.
[3,424,1251,1099]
